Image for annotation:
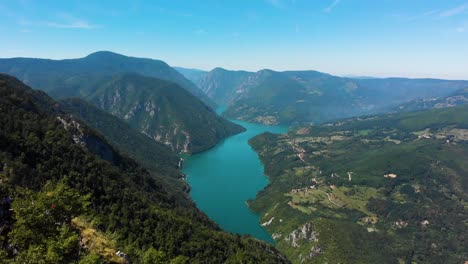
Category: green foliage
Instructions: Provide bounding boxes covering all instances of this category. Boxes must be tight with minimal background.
[142,247,168,264]
[249,105,468,263]
[5,182,87,264]
[0,52,247,154]
[59,98,190,197]
[395,88,468,112]
[82,73,245,153]
[78,253,104,264]
[0,74,288,263]
[0,51,214,107]
[208,69,468,125]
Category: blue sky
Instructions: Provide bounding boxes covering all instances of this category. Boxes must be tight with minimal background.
[1,0,468,79]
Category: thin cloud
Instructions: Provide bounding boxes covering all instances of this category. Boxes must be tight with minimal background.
[19,14,99,29]
[46,20,97,29]
[390,9,439,22]
[456,21,468,33]
[324,0,340,13]
[194,29,207,35]
[265,0,295,9]
[156,7,193,18]
[266,0,282,8]
[440,3,468,18]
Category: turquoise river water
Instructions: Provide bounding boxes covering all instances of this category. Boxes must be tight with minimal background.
[183,111,287,243]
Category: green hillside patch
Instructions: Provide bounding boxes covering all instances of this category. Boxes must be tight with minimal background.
[0,74,288,263]
[250,105,468,263]
[84,73,245,154]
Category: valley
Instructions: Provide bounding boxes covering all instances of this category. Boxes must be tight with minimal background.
[1,51,467,264]
[249,106,468,263]
[185,68,468,125]
[183,108,287,242]
[2,1,468,263]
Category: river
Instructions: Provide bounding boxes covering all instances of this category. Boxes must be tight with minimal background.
[183,112,287,243]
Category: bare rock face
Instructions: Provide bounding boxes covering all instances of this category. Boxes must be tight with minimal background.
[285,222,318,248]
[309,245,323,258]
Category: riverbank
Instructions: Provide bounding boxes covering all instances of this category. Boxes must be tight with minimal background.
[182,118,287,243]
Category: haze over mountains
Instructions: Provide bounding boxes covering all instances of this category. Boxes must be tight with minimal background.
[0,51,213,107]
[2,50,466,132]
[178,67,468,125]
[395,88,468,112]
[1,0,468,262]
[1,50,468,263]
[0,52,243,153]
[0,74,287,263]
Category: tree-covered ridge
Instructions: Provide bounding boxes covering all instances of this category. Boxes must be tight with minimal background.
[84,73,245,153]
[59,98,189,198]
[195,67,468,125]
[395,87,468,112]
[196,67,253,105]
[0,51,214,108]
[249,106,468,263]
[173,67,208,85]
[0,74,288,263]
[0,52,250,153]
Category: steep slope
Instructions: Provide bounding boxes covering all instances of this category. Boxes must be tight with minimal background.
[59,98,183,188]
[174,67,208,84]
[0,51,214,107]
[395,87,468,112]
[0,74,288,263]
[224,70,367,125]
[197,67,254,105]
[249,106,468,263]
[198,68,468,125]
[83,73,245,153]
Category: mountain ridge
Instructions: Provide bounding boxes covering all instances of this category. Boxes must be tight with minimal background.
[191,67,468,125]
[0,73,288,263]
[83,73,245,153]
[0,51,215,108]
[249,105,468,263]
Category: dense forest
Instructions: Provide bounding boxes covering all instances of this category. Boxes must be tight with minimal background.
[0,52,248,154]
[59,98,189,197]
[187,67,468,125]
[249,106,468,263]
[83,73,245,153]
[0,51,213,107]
[0,74,288,263]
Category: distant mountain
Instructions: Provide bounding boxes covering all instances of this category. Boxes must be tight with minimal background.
[174,67,208,84]
[249,105,468,263]
[0,74,287,263]
[0,52,242,153]
[197,67,254,105]
[82,73,245,153]
[0,51,215,107]
[197,68,468,125]
[394,87,468,112]
[342,75,380,79]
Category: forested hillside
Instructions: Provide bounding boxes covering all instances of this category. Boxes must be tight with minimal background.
[249,106,468,263]
[0,52,247,153]
[0,51,214,107]
[59,98,187,195]
[193,68,468,125]
[0,74,288,263]
[82,73,245,153]
[395,88,468,112]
